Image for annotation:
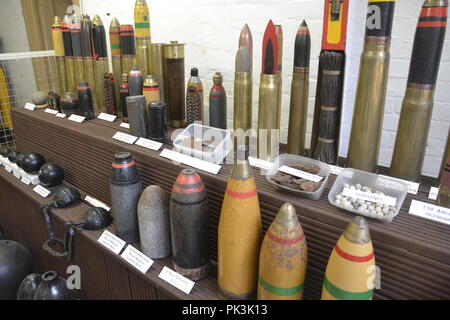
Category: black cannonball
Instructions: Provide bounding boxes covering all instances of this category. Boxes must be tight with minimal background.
[21,153,46,174]
[1,148,11,158]
[15,153,26,168]
[38,163,64,187]
[7,151,20,163]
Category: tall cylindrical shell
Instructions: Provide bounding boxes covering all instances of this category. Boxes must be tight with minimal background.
[52,16,67,94]
[129,66,143,96]
[170,169,209,281]
[258,203,307,300]
[147,101,167,143]
[70,13,85,97]
[62,15,76,93]
[164,41,185,128]
[209,72,227,129]
[109,152,142,243]
[138,185,171,259]
[134,0,152,75]
[218,148,262,299]
[438,128,450,187]
[347,0,396,172]
[287,21,311,156]
[110,18,122,113]
[77,81,94,120]
[257,74,280,162]
[126,95,147,137]
[321,216,375,300]
[150,43,167,103]
[437,155,450,208]
[274,25,283,129]
[81,14,98,110]
[186,69,204,125]
[120,25,137,74]
[390,0,448,182]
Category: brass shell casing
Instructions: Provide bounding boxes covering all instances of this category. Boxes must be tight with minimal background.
[233,72,252,147]
[347,39,391,172]
[136,39,151,75]
[83,58,98,109]
[122,56,137,75]
[287,70,309,156]
[438,128,450,187]
[65,57,77,93]
[164,41,185,128]
[151,43,167,103]
[73,58,85,92]
[390,87,434,182]
[56,57,67,94]
[258,74,280,162]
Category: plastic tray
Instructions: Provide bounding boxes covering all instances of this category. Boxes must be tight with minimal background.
[173,123,232,164]
[266,154,330,200]
[328,168,408,223]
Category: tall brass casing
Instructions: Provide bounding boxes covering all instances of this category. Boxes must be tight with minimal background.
[390,88,433,182]
[287,70,309,155]
[164,41,185,128]
[258,74,279,162]
[55,58,67,94]
[438,128,450,187]
[151,43,166,103]
[73,58,84,91]
[66,58,77,93]
[233,72,252,147]
[122,56,137,76]
[83,58,97,110]
[347,39,391,172]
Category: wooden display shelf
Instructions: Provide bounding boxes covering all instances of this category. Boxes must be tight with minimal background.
[6,107,450,300]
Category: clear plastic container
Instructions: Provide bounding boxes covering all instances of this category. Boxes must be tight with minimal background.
[173,123,232,164]
[328,168,409,223]
[266,154,330,200]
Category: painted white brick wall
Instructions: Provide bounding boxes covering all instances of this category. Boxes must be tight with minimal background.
[81,0,449,177]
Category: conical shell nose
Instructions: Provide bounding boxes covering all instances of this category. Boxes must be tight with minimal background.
[275,203,299,228]
[343,216,371,244]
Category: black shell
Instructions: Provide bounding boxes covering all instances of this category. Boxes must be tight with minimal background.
[38,163,65,187]
[17,273,41,300]
[7,151,20,163]
[21,153,46,174]
[15,153,26,168]
[1,148,12,158]
[83,207,113,230]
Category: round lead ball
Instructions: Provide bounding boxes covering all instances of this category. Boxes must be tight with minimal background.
[7,151,20,163]
[21,153,46,174]
[38,163,65,187]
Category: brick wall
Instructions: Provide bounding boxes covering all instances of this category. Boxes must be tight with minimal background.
[81,0,449,177]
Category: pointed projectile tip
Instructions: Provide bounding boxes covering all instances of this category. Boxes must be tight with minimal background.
[239,23,253,53]
[110,18,121,28]
[301,20,307,27]
[130,65,140,72]
[53,16,61,24]
[275,203,300,229]
[423,0,448,8]
[92,15,103,25]
[343,216,371,245]
[235,46,251,72]
[135,0,147,5]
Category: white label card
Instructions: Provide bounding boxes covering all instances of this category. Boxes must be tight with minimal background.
[68,114,85,123]
[120,122,130,129]
[85,195,110,211]
[409,200,450,226]
[248,157,273,170]
[120,245,154,274]
[159,149,221,175]
[429,187,439,200]
[158,266,195,295]
[279,165,323,183]
[330,165,343,176]
[45,108,59,115]
[379,174,419,195]
[13,171,21,179]
[342,187,397,207]
[56,113,66,118]
[112,131,138,144]
[33,185,51,198]
[5,166,12,173]
[21,177,31,185]
[24,103,35,111]
[98,113,117,122]
[97,230,126,255]
[135,137,163,151]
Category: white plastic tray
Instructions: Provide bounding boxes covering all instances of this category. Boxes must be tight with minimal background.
[173,123,232,164]
[328,168,408,223]
[266,154,330,200]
